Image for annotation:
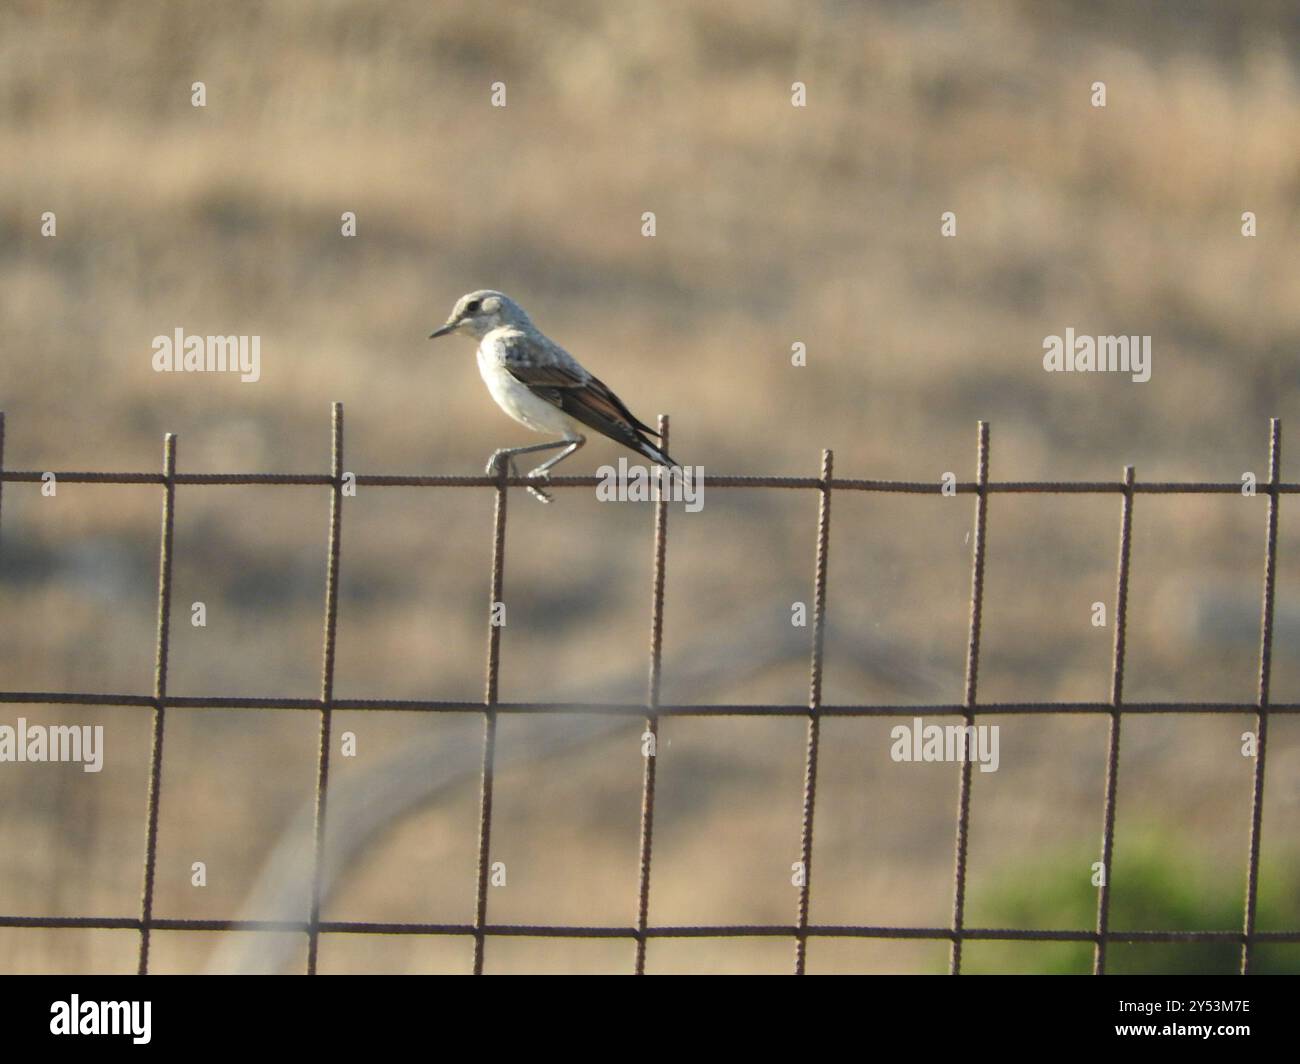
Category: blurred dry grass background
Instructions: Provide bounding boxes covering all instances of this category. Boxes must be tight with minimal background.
[1,0,1298,973]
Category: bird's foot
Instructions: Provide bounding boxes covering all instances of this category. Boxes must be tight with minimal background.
[485,449,518,478]
[525,469,553,504]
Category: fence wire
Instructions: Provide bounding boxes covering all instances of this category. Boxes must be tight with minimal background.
[0,406,1294,975]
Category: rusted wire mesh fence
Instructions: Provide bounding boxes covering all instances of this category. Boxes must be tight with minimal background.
[0,405,1294,974]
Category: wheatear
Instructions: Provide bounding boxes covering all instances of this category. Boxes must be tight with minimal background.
[430,290,676,502]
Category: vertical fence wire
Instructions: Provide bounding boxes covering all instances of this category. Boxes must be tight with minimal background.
[0,412,6,548]
[306,402,345,974]
[137,433,176,974]
[794,449,833,974]
[949,420,989,975]
[1242,418,1281,975]
[1094,464,1135,974]
[473,453,510,974]
[634,416,671,974]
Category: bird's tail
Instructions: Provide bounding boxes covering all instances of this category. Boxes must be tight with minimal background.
[634,434,678,469]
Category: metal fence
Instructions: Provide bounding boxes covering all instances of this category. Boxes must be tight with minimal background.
[0,404,1294,975]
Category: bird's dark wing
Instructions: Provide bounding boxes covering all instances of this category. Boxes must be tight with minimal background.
[497,333,673,464]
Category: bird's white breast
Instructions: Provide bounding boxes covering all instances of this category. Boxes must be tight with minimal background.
[477,337,575,435]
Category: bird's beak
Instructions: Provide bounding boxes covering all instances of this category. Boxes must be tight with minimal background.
[428,320,458,339]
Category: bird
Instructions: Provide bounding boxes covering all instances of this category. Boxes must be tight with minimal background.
[430,290,676,502]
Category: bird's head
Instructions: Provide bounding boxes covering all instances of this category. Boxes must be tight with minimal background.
[429,290,531,341]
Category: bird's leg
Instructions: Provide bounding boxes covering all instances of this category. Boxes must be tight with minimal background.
[520,435,585,502]
[526,435,586,498]
[484,438,576,503]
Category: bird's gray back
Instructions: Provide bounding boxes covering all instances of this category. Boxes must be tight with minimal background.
[484,327,592,386]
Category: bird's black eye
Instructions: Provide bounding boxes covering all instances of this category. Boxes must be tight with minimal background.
[465,299,482,314]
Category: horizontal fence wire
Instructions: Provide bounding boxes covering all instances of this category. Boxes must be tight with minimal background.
[0,914,1296,944]
[0,408,1292,975]
[3,471,1300,493]
[2,694,1299,715]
